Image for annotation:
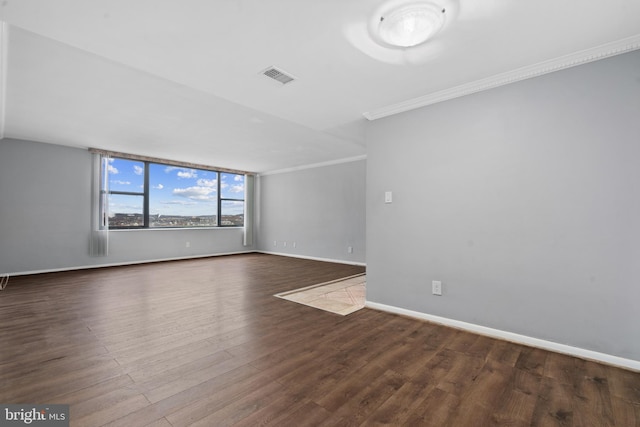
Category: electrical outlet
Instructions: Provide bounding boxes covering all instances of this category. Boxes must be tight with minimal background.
[347,246,353,254]
[292,242,297,248]
[283,241,287,247]
[432,280,442,296]
[273,240,277,246]
[185,241,190,248]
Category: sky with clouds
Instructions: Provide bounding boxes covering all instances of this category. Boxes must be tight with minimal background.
[106,158,245,218]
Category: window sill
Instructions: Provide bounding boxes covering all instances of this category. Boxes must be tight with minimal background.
[107,227,244,232]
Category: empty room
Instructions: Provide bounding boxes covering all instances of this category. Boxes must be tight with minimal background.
[1,1,639,426]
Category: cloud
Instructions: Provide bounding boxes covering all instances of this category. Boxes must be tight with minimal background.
[173,186,216,200]
[160,200,196,205]
[230,184,244,193]
[133,165,144,175]
[107,164,119,174]
[153,184,164,190]
[111,180,131,185]
[220,175,244,193]
[197,178,217,187]
[177,170,197,179]
[164,166,198,179]
[219,179,243,194]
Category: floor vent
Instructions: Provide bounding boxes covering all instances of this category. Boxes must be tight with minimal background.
[261,66,295,85]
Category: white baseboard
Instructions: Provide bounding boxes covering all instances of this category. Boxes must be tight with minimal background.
[6,250,365,277]
[366,301,640,372]
[5,250,256,276]
[257,250,366,267]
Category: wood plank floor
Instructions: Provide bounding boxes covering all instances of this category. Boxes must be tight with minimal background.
[1,253,638,426]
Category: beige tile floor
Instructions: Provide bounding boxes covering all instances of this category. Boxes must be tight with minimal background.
[275,274,366,315]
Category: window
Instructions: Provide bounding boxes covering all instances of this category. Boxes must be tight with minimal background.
[101,157,245,229]
[104,159,145,228]
[220,173,245,226]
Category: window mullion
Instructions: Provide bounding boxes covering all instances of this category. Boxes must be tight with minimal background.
[217,172,222,227]
[109,191,144,196]
[144,161,150,228]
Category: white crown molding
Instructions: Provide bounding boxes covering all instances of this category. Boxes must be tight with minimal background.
[364,34,640,121]
[0,22,8,140]
[259,154,367,176]
[366,301,640,372]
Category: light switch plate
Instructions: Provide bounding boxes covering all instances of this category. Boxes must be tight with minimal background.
[432,280,442,296]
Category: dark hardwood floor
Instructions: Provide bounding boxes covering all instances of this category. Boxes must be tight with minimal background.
[1,253,638,426]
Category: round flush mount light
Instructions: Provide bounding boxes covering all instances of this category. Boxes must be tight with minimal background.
[378,2,446,48]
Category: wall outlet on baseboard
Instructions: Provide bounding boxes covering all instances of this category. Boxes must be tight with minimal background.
[432,280,442,296]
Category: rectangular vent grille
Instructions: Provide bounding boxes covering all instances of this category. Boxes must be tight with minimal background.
[262,67,295,85]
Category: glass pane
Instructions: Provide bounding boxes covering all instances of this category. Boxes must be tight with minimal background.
[220,200,244,226]
[108,194,143,227]
[106,158,144,193]
[220,173,245,199]
[148,163,218,227]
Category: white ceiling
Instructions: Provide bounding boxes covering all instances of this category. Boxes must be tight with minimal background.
[1,0,639,173]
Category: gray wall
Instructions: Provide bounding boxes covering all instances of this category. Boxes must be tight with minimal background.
[0,138,253,275]
[257,159,366,264]
[366,51,640,361]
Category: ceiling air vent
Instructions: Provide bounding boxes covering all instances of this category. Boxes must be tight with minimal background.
[261,66,295,85]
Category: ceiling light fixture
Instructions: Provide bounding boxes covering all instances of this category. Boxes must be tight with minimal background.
[378,2,446,48]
